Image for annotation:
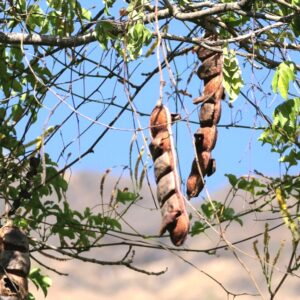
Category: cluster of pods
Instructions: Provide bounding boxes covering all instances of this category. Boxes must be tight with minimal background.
[149,34,224,246]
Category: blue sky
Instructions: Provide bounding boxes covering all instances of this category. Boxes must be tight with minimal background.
[9,1,295,199]
[38,43,284,195]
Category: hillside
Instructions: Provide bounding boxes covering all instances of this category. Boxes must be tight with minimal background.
[30,172,299,300]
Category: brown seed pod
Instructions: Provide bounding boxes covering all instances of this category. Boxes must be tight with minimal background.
[150,105,189,246]
[186,153,216,198]
[207,158,216,177]
[149,130,172,160]
[199,100,222,127]
[199,102,215,127]
[153,151,173,182]
[189,151,211,179]
[210,97,222,125]
[156,172,176,205]
[159,193,190,246]
[186,171,205,199]
[197,53,223,80]
[187,32,224,198]
[169,211,190,246]
[194,126,218,152]
[150,105,171,136]
[196,46,215,61]
[196,33,219,61]
[193,73,224,105]
[0,225,30,300]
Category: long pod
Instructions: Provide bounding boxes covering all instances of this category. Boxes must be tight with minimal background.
[0,223,30,299]
[187,34,225,198]
[149,105,189,246]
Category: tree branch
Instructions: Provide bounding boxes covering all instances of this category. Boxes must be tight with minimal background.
[0,1,296,50]
[0,31,96,47]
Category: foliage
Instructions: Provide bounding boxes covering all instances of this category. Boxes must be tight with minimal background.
[222,48,244,102]
[0,0,299,299]
[95,0,152,59]
[259,98,300,169]
[272,62,296,100]
[191,200,242,236]
[28,268,52,299]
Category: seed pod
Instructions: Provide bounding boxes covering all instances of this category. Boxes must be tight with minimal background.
[197,53,223,80]
[150,105,189,246]
[0,225,30,300]
[153,151,173,181]
[194,126,218,152]
[197,46,215,61]
[193,73,224,105]
[186,153,216,198]
[156,172,176,205]
[150,105,171,137]
[200,102,215,127]
[186,171,205,199]
[187,33,224,198]
[149,131,173,161]
[211,97,222,125]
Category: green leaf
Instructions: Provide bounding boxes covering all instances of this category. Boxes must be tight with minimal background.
[221,12,249,28]
[104,216,122,230]
[220,207,243,225]
[81,8,91,20]
[26,292,36,300]
[126,23,152,59]
[45,166,68,201]
[234,217,243,226]
[201,201,221,219]
[0,107,6,122]
[29,268,52,297]
[95,21,117,49]
[26,5,45,30]
[47,0,61,10]
[225,173,238,187]
[222,48,244,102]
[259,98,300,158]
[291,10,300,36]
[103,0,116,15]
[12,104,24,122]
[178,0,191,6]
[274,98,300,129]
[237,177,266,195]
[272,70,279,94]
[272,62,296,99]
[12,79,23,93]
[279,149,299,166]
[116,189,139,204]
[191,221,205,236]
[13,216,29,229]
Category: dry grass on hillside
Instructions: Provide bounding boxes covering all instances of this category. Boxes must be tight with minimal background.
[29,172,300,300]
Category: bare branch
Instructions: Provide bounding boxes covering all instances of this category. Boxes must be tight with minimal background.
[0,31,96,47]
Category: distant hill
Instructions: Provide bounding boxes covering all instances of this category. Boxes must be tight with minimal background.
[30,171,299,300]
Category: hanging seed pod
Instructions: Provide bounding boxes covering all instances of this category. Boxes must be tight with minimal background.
[0,223,30,300]
[149,105,189,246]
[187,34,225,198]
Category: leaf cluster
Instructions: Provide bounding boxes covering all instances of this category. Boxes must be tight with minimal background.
[191,200,243,236]
[222,48,244,102]
[95,0,152,60]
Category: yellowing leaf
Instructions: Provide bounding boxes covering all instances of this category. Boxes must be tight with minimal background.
[222,48,244,102]
[276,187,299,241]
